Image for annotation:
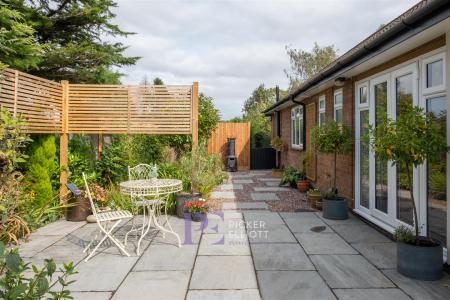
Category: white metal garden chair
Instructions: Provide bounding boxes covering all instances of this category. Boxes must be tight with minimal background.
[82,173,133,262]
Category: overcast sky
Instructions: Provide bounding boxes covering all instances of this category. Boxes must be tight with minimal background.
[113,0,416,120]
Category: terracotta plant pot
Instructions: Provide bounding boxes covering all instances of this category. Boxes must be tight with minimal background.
[272,169,283,178]
[297,180,310,192]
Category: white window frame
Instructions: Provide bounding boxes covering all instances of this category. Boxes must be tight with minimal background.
[318,95,326,126]
[334,89,343,123]
[358,83,369,109]
[291,106,303,149]
[422,52,446,95]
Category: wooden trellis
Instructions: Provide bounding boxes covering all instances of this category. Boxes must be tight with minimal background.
[0,68,199,199]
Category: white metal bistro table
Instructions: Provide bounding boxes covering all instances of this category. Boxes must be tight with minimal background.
[119,178,182,255]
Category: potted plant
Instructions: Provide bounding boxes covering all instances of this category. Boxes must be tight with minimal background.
[311,121,352,220]
[369,104,448,280]
[184,200,207,222]
[271,136,284,177]
[307,188,322,209]
[85,183,109,223]
[279,166,302,188]
[296,153,310,192]
[176,145,227,218]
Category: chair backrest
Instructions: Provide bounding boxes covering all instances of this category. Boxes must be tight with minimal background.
[128,164,153,180]
[82,172,98,218]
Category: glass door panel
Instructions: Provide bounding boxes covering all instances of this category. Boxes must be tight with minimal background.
[374,82,388,213]
[426,95,447,245]
[360,109,370,209]
[395,73,414,225]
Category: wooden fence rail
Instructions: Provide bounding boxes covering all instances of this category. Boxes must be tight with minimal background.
[0,68,199,199]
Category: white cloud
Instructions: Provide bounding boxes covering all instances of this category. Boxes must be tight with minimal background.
[112,0,416,119]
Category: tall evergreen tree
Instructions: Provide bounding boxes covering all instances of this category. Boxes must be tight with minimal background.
[7,0,139,83]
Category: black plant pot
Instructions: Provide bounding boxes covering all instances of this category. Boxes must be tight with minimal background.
[191,212,206,222]
[176,192,201,218]
[397,240,443,281]
[322,197,348,220]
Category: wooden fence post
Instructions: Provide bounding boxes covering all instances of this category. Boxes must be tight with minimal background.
[13,70,18,117]
[192,82,199,148]
[60,80,69,202]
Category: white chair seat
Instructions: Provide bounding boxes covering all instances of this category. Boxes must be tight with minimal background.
[96,210,133,222]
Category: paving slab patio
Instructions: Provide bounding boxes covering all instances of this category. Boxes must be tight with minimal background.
[250,192,280,201]
[15,171,450,299]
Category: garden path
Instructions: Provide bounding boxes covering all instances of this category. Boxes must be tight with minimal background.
[17,171,450,300]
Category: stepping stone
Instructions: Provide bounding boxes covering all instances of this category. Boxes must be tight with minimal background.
[295,232,357,254]
[352,242,397,269]
[258,178,281,182]
[198,233,250,255]
[112,271,190,299]
[265,181,280,187]
[219,184,243,190]
[233,179,254,184]
[258,271,335,300]
[254,187,290,192]
[334,288,410,300]
[332,223,391,244]
[187,289,260,300]
[230,174,253,178]
[210,191,236,199]
[190,256,257,289]
[251,193,279,201]
[222,202,268,210]
[251,243,314,270]
[310,255,394,288]
[133,244,197,271]
[382,269,450,300]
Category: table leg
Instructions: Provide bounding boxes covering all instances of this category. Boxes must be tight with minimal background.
[152,197,181,247]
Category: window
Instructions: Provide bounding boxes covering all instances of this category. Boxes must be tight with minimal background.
[423,52,446,94]
[334,89,343,123]
[359,86,368,105]
[318,95,326,126]
[291,106,303,149]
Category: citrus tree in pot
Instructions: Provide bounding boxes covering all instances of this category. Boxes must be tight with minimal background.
[311,121,352,219]
[368,104,448,280]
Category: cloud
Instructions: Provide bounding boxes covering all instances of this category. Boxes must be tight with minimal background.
[112,0,416,119]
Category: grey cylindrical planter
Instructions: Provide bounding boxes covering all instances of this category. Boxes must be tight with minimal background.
[176,193,201,218]
[397,241,443,281]
[322,198,348,220]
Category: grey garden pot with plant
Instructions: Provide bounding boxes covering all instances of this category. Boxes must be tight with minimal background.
[322,196,348,220]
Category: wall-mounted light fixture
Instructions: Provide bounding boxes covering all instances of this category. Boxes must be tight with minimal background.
[334,77,346,87]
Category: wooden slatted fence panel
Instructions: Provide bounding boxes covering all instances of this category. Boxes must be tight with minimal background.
[207,122,251,170]
[0,68,62,133]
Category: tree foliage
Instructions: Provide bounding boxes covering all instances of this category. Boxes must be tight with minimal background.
[368,104,449,238]
[311,121,352,194]
[242,85,278,148]
[0,1,44,70]
[285,42,338,90]
[7,0,139,83]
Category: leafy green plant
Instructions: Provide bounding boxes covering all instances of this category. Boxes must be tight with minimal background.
[394,225,415,244]
[368,104,449,240]
[0,241,76,299]
[311,121,352,196]
[280,167,304,188]
[179,144,227,197]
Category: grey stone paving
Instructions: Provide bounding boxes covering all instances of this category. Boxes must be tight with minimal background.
[16,171,450,299]
[253,187,290,192]
[264,181,281,186]
[222,202,268,210]
[219,183,244,190]
[250,192,280,201]
[232,179,254,184]
[210,191,236,199]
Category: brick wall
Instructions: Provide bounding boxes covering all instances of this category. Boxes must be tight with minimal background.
[275,80,355,207]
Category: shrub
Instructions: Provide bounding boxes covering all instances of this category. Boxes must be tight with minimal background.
[280,167,304,188]
[394,225,415,244]
[0,241,76,299]
[179,144,227,197]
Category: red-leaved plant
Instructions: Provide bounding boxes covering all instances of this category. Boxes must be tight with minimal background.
[184,200,207,214]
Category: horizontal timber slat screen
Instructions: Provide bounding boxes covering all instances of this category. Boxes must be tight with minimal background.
[207,122,250,171]
[0,67,198,200]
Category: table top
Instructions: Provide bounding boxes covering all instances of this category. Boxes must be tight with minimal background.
[119,178,183,196]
